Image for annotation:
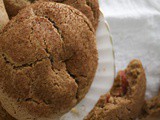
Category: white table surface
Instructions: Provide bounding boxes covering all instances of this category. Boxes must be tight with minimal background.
[99,0,160,99]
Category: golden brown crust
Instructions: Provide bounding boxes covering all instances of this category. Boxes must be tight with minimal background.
[39,0,100,29]
[4,0,100,29]
[0,2,98,120]
[0,0,9,30]
[84,60,146,120]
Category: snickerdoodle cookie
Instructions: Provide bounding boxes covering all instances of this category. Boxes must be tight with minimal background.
[84,60,146,120]
[0,0,9,30]
[0,2,98,120]
[4,0,99,29]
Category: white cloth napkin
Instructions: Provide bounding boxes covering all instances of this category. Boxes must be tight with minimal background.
[99,0,160,99]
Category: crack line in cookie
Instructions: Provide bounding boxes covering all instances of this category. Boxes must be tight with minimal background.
[45,16,80,99]
[46,17,64,40]
[42,15,91,101]
[31,12,80,101]
[25,98,39,104]
[43,7,96,89]
[42,34,54,65]
[17,98,40,105]
[1,53,50,70]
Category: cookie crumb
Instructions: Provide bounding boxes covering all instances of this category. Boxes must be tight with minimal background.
[71,108,79,115]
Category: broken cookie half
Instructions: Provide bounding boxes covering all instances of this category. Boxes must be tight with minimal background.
[84,60,146,120]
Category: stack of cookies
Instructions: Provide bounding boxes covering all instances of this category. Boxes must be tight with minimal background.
[0,0,99,119]
[0,0,160,120]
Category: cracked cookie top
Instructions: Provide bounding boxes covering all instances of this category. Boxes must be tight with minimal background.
[4,0,99,29]
[0,2,98,120]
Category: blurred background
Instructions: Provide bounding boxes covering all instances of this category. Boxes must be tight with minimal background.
[99,0,160,99]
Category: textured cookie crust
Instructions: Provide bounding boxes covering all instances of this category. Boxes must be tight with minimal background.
[38,0,100,29]
[84,60,146,120]
[0,0,9,30]
[4,0,100,29]
[0,2,98,120]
